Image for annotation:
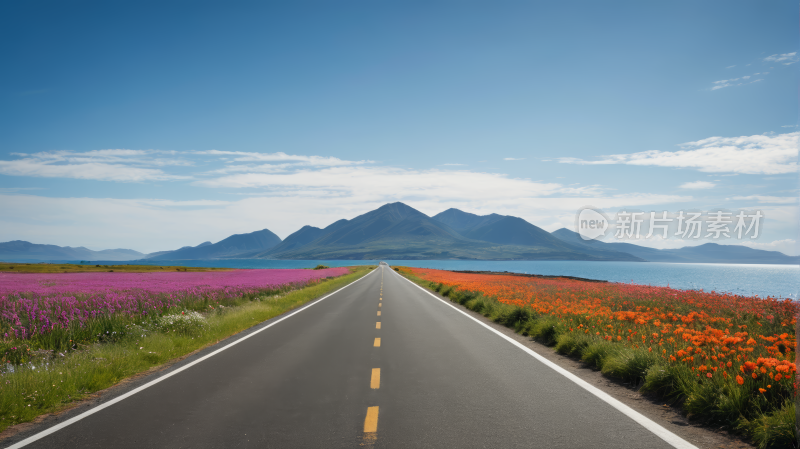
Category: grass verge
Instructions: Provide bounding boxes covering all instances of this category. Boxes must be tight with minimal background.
[0,265,373,434]
[396,267,794,449]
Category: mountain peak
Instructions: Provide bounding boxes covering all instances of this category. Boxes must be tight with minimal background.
[432,208,504,231]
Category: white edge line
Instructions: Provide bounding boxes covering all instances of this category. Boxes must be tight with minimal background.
[391,269,698,449]
[5,268,378,449]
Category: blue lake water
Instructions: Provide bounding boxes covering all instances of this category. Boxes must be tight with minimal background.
[46,258,799,300]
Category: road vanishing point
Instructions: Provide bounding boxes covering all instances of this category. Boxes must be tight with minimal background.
[7,265,696,449]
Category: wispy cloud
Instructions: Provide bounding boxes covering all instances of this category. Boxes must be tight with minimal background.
[556,131,798,175]
[503,157,525,161]
[725,65,736,69]
[679,181,715,189]
[729,195,798,204]
[740,239,798,256]
[0,149,191,182]
[763,52,798,65]
[0,187,45,193]
[196,150,372,166]
[710,75,764,90]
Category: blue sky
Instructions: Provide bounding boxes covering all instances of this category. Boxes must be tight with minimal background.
[0,1,797,254]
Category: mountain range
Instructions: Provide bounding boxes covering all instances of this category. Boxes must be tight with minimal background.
[1,202,797,264]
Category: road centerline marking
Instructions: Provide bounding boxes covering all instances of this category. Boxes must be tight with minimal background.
[370,368,381,389]
[364,406,379,433]
[376,322,381,329]
[377,311,381,316]
[374,338,381,347]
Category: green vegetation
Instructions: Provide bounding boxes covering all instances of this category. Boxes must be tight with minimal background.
[398,269,794,449]
[0,262,230,273]
[0,266,374,434]
[312,264,330,270]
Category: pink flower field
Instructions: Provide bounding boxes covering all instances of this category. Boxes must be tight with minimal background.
[0,267,349,342]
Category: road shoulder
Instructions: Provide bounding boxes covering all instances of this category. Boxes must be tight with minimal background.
[404,277,754,449]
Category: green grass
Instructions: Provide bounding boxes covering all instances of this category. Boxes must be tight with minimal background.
[0,266,374,433]
[397,268,794,449]
[0,262,231,273]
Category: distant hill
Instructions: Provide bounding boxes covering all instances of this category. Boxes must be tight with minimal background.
[148,229,281,260]
[551,228,800,264]
[143,241,214,259]
[238,226,327,258]
[9,205,788,264]
[0,240,146,261]
[431,209,643,261]
[264,203,641,261]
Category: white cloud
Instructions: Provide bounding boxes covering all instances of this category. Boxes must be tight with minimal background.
[504,157,525,161]
[763,52,798,65]
[204,164,293,175]
[441,163,465,166]
[679,181,715,189]
[730,195,797,204]
[710,74,764,90]
[782,125,797,128]
[0,149,190,182]
[0,160,185,182]
[196,150,372,166]
[740,239,798,256]
[195,166,593,198]
[725,65,736,69]
[556,131,798,175]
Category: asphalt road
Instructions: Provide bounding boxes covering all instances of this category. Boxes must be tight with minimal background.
[9,265,692,448]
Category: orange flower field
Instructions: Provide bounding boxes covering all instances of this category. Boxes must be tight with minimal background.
[403,268,797,409]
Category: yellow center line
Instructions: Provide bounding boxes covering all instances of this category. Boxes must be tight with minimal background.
[374,337,380,347]
[377,311,381,316]
[376,322,381,329]
[364,406,379,433]
[370,368,381,389]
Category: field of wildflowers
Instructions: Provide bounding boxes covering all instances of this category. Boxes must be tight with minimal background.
[398,267,797,448]
[0,268,348,361]
[0,266,369,434]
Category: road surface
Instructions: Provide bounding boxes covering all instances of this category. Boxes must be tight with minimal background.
[8,265,692,448]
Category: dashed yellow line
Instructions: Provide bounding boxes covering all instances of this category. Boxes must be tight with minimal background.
[374,337,380,347]
[376,322,381,329]
[364,406,379,433]
[377,311,381,316]
[370,368,381,389]
[378,303,381,308]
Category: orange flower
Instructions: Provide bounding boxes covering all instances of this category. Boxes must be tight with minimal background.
[405,266,798,405]
[758,388,766,394]
[706,373,712,378]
